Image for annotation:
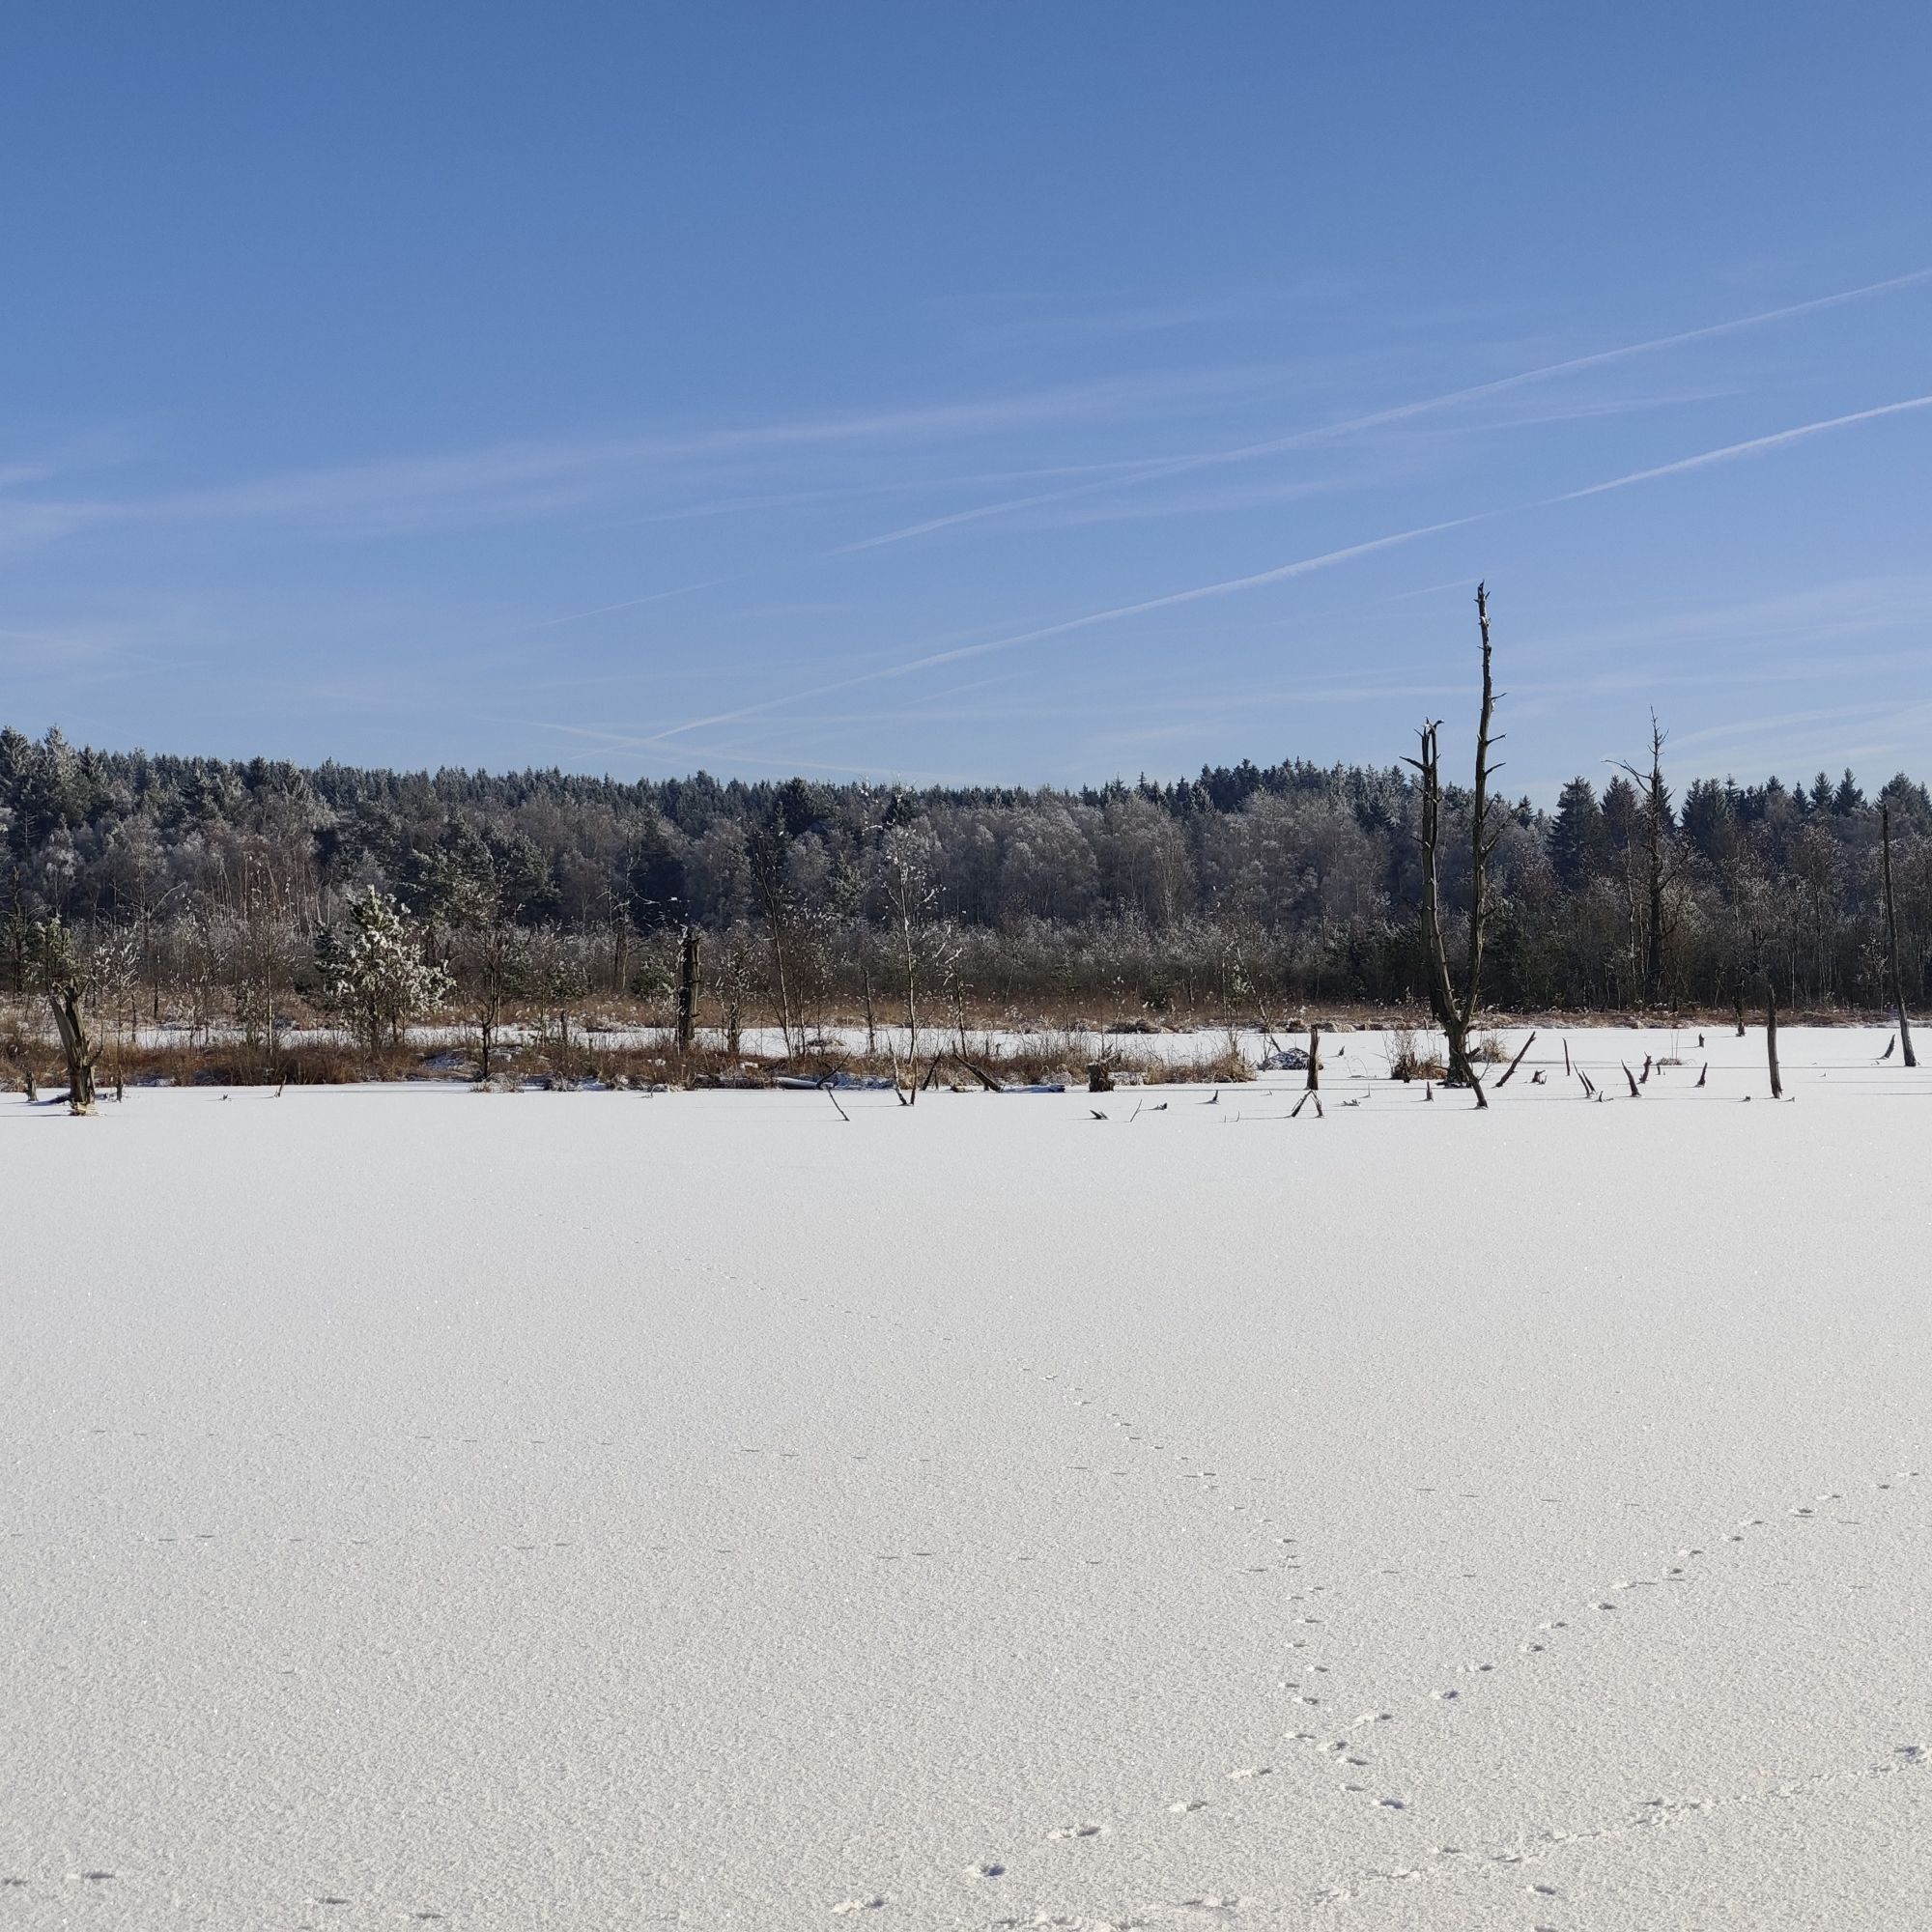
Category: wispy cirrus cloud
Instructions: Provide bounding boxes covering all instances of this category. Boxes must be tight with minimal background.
[0,364,1295,551]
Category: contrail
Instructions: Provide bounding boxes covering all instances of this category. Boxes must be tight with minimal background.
[647,385,1932,752]
[536,578,727,627]
[829,267,1932,554]
[1545,394,1932,503]
[642,514,1490,745]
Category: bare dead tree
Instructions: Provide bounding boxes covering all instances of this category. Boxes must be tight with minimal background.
[674,923,700,1052]
[1613,714,1675,1006]
[1881,803,1917,1067]
[1766,979,1783,1098]
[1305,1020,1321,1094]
[453,878,520,1082]
[746,828,801,1057]
[1406,582,1503,1106]
[881,829,932,1060]
[1494,1030,1537,1088]
[710,925,756,1060]
[858,937,879,1056]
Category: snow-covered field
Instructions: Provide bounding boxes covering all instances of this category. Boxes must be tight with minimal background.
[5,1027,1928,1928]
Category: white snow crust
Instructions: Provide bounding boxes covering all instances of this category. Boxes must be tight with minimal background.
[4,1026,1928,1927]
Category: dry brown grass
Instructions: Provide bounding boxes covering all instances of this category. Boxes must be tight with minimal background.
[13,1028,1255,1094]
[1385,1026,1448,1083]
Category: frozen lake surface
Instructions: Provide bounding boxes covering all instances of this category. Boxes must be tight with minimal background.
[4,1027,1928,1927]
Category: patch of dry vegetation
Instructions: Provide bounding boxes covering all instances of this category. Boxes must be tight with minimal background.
[1385,1026,1448,1082]
[0,1005,1256,1094]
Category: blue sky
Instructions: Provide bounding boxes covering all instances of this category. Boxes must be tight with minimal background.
[5,4,1930,799]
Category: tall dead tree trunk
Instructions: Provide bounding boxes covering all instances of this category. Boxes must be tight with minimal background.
[1643,727,1666,1001]
[1881,804,1917,1067]
[48,985,98,1115]
[1765,980,1782,1099]
[1407,582,1503,1108]
[1305,1020,1321,1093]
[675,923,700,1052]
[1616,715,1671,1006]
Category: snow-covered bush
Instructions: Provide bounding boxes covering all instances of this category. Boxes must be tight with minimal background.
[316,888,452,1049]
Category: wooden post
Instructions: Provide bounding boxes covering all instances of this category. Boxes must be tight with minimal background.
[1766,982,1782,1099]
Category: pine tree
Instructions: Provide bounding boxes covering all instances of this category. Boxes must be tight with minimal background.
[1548,778,1608,890]
[318,888,452,1050]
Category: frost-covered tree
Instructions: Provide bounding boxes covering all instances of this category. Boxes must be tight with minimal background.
[316,887,451,1049]
[29,914,133,1113]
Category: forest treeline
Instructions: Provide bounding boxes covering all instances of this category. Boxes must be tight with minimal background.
[3,722,1930,1030]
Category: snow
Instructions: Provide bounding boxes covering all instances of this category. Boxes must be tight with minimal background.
[4,1026,1928,1927]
